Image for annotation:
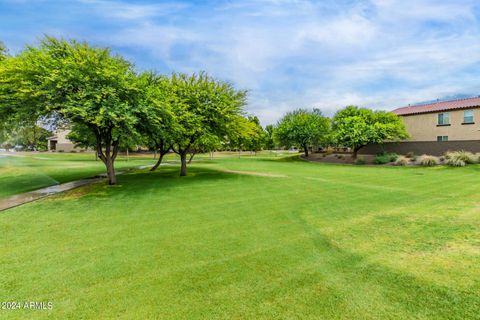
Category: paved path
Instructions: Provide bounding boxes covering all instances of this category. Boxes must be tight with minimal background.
[0,177,103,211]
[0,165,154,212]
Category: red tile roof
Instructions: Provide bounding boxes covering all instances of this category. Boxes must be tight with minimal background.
[392,96,480,116]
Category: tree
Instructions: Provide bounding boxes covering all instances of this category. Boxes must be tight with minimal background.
[168,72,246,176]
[245,116,265,155]
[332,106,409,158]
[187,133,221,162]
[274,109,330,157]
[264,124,275,150]
[136,72,176,171]
[8,124,52,150]
[0,37,142,184]
[225,115,255,156]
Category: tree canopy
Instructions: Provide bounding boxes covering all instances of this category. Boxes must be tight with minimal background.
[332,106,409,158]
[168,72,247,176]
[274,109,330,157]
[0,41,7,61]
[0,37,143,184]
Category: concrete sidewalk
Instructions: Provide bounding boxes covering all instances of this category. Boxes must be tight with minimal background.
[0,165,155,212]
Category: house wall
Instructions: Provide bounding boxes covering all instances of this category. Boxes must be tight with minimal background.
[47,129,87,152]
[401,108,480,141]
[56,129,72,144]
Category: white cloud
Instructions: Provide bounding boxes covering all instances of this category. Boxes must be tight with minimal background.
[78,0,188,20]
[22,0,480,124]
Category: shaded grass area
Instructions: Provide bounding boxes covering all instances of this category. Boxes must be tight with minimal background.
[1,157,479,319]
[0,152,158,198]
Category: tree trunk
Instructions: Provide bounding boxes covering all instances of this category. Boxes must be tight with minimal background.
[153,149,157,160]
[106,158,116,185]
[304,145,309,157]
[352,146,360,159]
[126,148,129,161]
[94,131,119,185]
[180,153,187,176]
[188,152,195,164]
[150,153,165,171]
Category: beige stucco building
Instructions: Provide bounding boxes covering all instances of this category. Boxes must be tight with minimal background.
[47,129,83,152]
[360,97,480,155]
[392,97,480,142]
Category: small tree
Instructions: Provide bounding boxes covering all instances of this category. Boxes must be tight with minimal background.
[0,37,142,184]
[168,72,246,176]
[245,116,265,155]
[8,124,52,151]
[332,106,409,158]
[274,109,330,157]
[264,124,276,150]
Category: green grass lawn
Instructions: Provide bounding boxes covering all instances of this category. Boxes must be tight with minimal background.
[1,156,479,319]
[0,152,158,198]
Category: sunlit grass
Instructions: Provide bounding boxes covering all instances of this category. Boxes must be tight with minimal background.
[1,156,479,319]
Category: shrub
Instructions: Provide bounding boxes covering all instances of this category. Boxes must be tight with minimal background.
[355,157,366,165]
[394,156,409,166]
[374,152,398,164]
[70,150,77,153]
[337,154,345,160]
[439,156,445,162]
[447,158,466,167]
[57,150,64,153]
[418,155,438,166]
[405,152,415,159]
[445,151,476,165]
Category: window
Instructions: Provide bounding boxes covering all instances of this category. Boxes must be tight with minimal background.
[463,110,474,123]
[438,113,450,125]
[437,136,448,142]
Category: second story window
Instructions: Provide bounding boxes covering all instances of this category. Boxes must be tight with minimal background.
[463,110,474,124]
[438,113,450,125]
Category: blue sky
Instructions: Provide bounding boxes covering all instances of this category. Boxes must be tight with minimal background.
[1,0,480,124]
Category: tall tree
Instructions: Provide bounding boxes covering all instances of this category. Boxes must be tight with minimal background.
[168,72,246,176]
[332,106,409,158]
[0,37,142,184]
[274,109,330,157]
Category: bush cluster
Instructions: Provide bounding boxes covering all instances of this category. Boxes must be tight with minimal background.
[394,156,409,166]
[374,152,398,164]
[418,155,438,166]
[355,157,366,165]
[445,151,476,167]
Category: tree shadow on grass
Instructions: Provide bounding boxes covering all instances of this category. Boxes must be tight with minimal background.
[99,165,267,196]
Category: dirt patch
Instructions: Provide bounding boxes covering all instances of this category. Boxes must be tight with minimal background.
[217,169,287,178]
